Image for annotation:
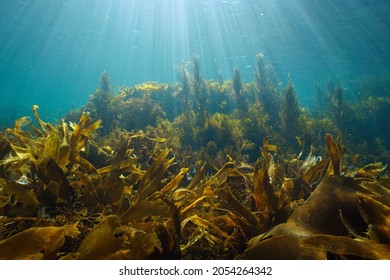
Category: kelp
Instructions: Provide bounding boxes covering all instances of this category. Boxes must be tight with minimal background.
[0,224,79,260]
[241,134,390,259]
[356,193,390,242]
[0,106,389,260]
[300,235,390,260]
[0,106,183,259]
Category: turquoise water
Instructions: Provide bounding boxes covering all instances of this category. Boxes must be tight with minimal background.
[1,0,389,127]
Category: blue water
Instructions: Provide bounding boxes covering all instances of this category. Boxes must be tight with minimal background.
[1,0,389,127]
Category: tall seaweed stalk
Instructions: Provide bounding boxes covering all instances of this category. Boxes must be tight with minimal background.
[232,67,245,112]
[87,71,117,135]
[254,53,280,124]
[313,82,326,118]
[178,66,191,114]
[327,78,344,133]
[280,74,300,142]
[192,56,207,128]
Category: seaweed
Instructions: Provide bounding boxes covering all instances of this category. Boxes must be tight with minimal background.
[1,106,389,259]
[253,53,280,125]
[280,74,300,146]
[1,53,390,260]
[192,55,208,128]
[232,67,245,112]
[242,134,390,259]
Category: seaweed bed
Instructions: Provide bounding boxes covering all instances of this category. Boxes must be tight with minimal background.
[0,55,389,259]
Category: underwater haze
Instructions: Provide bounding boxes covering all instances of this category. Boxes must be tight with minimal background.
[0,0,390,127]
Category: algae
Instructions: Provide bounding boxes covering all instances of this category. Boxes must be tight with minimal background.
[1,54,389,260]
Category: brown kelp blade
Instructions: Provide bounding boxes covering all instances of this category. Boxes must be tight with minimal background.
[136,149,170,191]
[218,188,261,233]
[38,157,75,203]
[355,162,387,178]
[324,133,341,175]
[69,111,102,152]
[77,215,123,260]
[133,151,175,204]
[243,223,326,260]
[301,158,330,188]
[108,226,164,259]
[0,178,39,208]
[0,224,79,259]
[253,159,278,212]
[56,119,71,170]
[300,234,390,259]
[98,134,130,204]
[161,167,189,194]
[356,192,390,241]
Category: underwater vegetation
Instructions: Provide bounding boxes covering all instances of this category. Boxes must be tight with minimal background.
[1,54,390,259]
[75,54,390,168]
[0,108,389,259]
